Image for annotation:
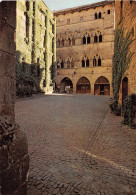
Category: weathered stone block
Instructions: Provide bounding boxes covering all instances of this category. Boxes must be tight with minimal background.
[0,51,15,77]
[8,130,29,164]
[0,20,16,55]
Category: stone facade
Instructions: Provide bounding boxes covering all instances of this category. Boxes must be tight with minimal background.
[0,1,29,194]
[54,1,115,95]
[115,0,136,104]
[16,0,56,94]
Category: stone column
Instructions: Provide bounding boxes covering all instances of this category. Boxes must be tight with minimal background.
[91,83,95,95]
[0,2,29,194]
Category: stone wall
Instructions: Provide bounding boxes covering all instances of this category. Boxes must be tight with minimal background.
[16,0,56,94]
[0,2,29,194]
[54,1,115,95]
[115,0,136,104]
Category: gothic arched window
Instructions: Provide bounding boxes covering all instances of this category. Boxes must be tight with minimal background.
[86,58,89,67]
[99,12,101,19]
[87,36,91,44]
[98,57,101,66]
[99,34,102,42]
[61,60,64,68]
[94,35,98,43]
[83,36,86,44]
[72,37,75,45]
[82,59,85,67]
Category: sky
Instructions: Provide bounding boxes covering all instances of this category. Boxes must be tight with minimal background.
[44,0,104,11]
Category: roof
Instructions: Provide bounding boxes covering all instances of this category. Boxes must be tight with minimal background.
[54,0,115,16]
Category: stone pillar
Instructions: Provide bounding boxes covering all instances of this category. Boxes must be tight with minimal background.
[0,2,29,194]
[91,83,95,95]
[73,79,77,94]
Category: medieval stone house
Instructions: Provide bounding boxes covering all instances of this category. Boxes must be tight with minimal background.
[115,0,136,105]
[54,1,115,95]
[16,0,56,94]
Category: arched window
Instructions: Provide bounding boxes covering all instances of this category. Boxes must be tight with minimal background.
[99,34,102,42]
[121,0,123,8]
[82,59,85,67]
[86,58,89,67]
[61,40,64,47]
[67,60,70,68]
[95,13,97,19]
[93,57,97,66]
[82,56,90,67]
[98,57,101,66]
[61,60,64,68]
[68,38,71,45]
[82,33,91,44]
[83,36,86,44]
[72,37,75,45]
[94,34,98,43]
[58,40,60,47]
[99,12,101,19]
[71,60,74,68]
[87,36,91,44]
[57,61,60,68]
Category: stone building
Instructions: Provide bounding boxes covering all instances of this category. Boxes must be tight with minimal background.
[16,0,56,94]
[115,0,136,104]
[54,1,115,95]
[0,1,29,194]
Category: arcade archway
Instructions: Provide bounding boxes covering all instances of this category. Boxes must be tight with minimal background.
[94,76,110,95]
[76,77,91,94]
[60,77,73,93]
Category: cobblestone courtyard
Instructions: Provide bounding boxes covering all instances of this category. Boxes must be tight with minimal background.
[15,94,136,195]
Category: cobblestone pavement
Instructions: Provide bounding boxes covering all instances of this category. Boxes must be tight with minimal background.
[15,94,136,195]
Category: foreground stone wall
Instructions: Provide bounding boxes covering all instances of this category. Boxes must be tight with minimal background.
[54,1,114,95]
[0,2,29,194]
[115,0,136,104]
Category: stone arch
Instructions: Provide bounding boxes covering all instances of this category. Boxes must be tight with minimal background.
[76,77,91,94]
[81,55,90,67]
[81,30,91,44]
[57,34,66,47]
[93,29,103,43]
[92,53,102,66]
[66,33,75,46]
[65,56,75,68]
[60,77,73,93]
[94,76,110,95]
[57,57,64,68]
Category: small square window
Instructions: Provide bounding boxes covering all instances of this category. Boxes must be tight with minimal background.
[107,10,110,14]
[67,19,70,24]
[80,16,83,22]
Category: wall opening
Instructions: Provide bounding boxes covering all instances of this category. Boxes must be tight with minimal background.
[60,77,73,93]
[94,76,110,95]
[76,77,91,94]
